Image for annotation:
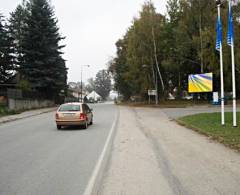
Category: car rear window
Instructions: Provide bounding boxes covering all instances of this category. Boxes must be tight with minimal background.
[59,104,81,112]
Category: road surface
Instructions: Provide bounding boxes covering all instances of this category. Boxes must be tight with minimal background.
[0,103,117,195]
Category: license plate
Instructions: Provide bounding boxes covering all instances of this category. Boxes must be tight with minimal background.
[63,113,75,117]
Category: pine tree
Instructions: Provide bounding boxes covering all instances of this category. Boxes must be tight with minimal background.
[21,0,67,99]
[0,14,15,83]
[8,0,29,71]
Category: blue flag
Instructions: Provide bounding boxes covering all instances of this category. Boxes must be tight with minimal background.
[227,2,234,46]
[216,13,222,51]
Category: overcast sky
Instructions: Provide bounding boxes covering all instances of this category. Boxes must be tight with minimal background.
[1,0,167,83]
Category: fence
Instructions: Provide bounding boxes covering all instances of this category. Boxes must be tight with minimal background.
[7,89,47,100]
[8,98,54,111]
[7,89,22,99]
[3,88,54,111]
[0,89,7,106]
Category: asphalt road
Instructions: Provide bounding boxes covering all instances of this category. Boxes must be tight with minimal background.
[0,103,117,195]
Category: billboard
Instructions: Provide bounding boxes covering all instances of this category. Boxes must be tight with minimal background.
[188,73,213,93]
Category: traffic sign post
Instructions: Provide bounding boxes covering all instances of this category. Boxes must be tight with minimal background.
[148,90,157,104]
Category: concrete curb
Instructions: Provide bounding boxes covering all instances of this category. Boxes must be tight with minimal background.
[0,107,57,124]
[83,107,119,195]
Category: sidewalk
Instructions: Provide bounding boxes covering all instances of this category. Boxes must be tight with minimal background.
[99,107,173,195]
[0,107,57,124]
[99,106,240,195]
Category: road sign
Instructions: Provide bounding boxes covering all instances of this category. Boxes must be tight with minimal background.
[213,92,219,105]
[148,90,157,96]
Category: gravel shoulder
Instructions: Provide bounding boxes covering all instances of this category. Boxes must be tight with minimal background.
[100,106,240,195]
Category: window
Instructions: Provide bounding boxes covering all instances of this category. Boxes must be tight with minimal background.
[59,104,81,112]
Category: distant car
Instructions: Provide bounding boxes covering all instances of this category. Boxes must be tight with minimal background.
[55,102,93,130]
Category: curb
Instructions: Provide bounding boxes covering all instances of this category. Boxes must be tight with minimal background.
[0,107,57,124]
[83,108,119,195]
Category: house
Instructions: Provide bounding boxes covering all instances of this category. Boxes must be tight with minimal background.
[86,91,102,102]
[67,87,88,102]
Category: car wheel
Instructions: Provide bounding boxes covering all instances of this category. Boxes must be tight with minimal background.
[90,118,93,125]
[57,125,61,130]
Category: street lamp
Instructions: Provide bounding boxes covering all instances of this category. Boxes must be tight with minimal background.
[142,64,158,105]
[80,65,90,102]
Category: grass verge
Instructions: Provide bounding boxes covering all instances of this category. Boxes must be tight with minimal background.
[117,100,212,108]
[0,105,19,117]
[177,112,240,151]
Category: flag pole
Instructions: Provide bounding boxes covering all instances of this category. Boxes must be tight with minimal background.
[228,0,237,127]
[231,38,237,127]
[217,3,225,126]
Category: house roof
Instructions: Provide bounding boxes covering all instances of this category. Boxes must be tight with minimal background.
[86,91,101,100]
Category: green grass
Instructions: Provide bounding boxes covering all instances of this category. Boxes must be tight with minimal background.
[117,100,211,108]
[0,105,18,117]
[178,112,240,151]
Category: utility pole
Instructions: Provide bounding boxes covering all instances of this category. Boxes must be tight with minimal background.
[150,6,164,101]
[80,65,90,102]
[152,27,165,93]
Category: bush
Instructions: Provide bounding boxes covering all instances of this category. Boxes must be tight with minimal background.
[0,105,17,116]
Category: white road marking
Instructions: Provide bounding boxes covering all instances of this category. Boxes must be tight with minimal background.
[83,111,118,195]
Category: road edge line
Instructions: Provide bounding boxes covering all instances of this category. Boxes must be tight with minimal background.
[83,107,119,195]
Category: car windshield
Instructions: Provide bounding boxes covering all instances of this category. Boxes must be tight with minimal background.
[59,104,81,112]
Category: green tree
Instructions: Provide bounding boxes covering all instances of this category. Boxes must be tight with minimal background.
[108,37,133,100]
[85,78,95,93]
[95,70,111,100]
[110,0,240,101]
[8,0,29,71]
[21,0,67,100]
[108,1,166,100]
[127,2,166,97]
[0,14,15,83]
[162,0,183,97]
